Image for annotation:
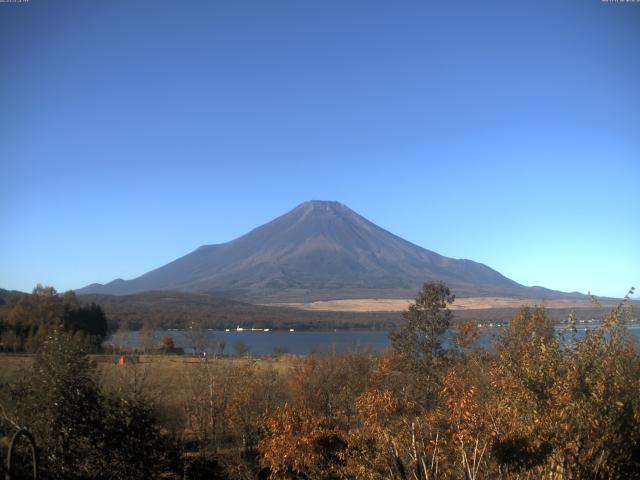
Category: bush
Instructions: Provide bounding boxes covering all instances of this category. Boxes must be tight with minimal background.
[6,329,175,479]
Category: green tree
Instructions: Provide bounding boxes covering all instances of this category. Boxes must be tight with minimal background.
[20,329,104,479]
[390,281,454,362]
[63,301,108,351]
[389,281,454,405]
[1,287,108,352]
[11,328,174,479]
[98,396,175,479]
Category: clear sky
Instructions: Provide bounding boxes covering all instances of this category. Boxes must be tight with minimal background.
[1,0,638,298]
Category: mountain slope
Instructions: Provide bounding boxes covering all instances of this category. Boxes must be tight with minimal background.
[77,201,574,301]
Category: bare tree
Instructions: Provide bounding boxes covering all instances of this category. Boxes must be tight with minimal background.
[185,322,208,355]
[139,320,156,354]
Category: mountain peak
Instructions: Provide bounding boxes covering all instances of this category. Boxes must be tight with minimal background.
[299,200,344,207]
[294,200,351,214]
[282,200,361,228]
[76,201,563,301]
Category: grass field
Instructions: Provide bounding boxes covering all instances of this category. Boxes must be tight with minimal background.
[0,353,296,400]
[0,352,299,457]
[268,296,621,312]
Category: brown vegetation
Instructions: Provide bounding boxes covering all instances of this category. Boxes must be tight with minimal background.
[77,290,398,331]
[0,285,107,353]
[269,296,622,313]
[1,283,638,479]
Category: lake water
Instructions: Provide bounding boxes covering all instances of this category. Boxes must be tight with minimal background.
[106,323,640,355]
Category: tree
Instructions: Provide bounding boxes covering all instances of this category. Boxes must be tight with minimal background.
[19,329,104,479]
[233,339,250,357]
[113,319,131,353]
[342,388,438,480]
[547,295,640,479]
[138,319,156,353]
[158,335,175,351]
[273,345,288,355]
[62,300,108,351]
[288,352,373,429]
[260,404,347,480]
[390,281,454,362]
[490,299,640,478]
[390,282,455,365]
[454,319,481,355]
[98,395,175,479]
[210,334,226,357]
[388,281,454,405]
[8,328,175,479]
[3,286,63,351]
[32,284,57,297]
[185,322,207,355]
[0,287,108,352]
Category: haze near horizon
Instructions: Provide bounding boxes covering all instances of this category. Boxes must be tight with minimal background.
[1,0,639,298]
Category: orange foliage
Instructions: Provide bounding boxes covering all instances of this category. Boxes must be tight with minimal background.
[259,404,346,480]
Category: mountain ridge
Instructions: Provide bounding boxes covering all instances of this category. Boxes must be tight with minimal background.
[77,201,583,302]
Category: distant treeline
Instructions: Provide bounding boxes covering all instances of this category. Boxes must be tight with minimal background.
[80,290,619,331]
[77,290,400,331]
[0,285,107,352]
[0,287,626,347]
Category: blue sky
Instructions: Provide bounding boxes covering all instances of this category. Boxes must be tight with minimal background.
[1,0,638,298]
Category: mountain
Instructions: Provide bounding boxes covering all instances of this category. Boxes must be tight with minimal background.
[0,288,27,306]
[77,200,578,302]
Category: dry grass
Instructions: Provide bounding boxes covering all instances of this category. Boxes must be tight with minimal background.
[267,296,618,312]
[0,353,296,389]
[0,353,297,447]
[0,354,32,385]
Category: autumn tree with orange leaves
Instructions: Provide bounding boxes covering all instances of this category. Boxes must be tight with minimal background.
[259,286,639,480]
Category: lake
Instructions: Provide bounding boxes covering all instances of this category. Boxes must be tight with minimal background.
[106,323,640,355]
